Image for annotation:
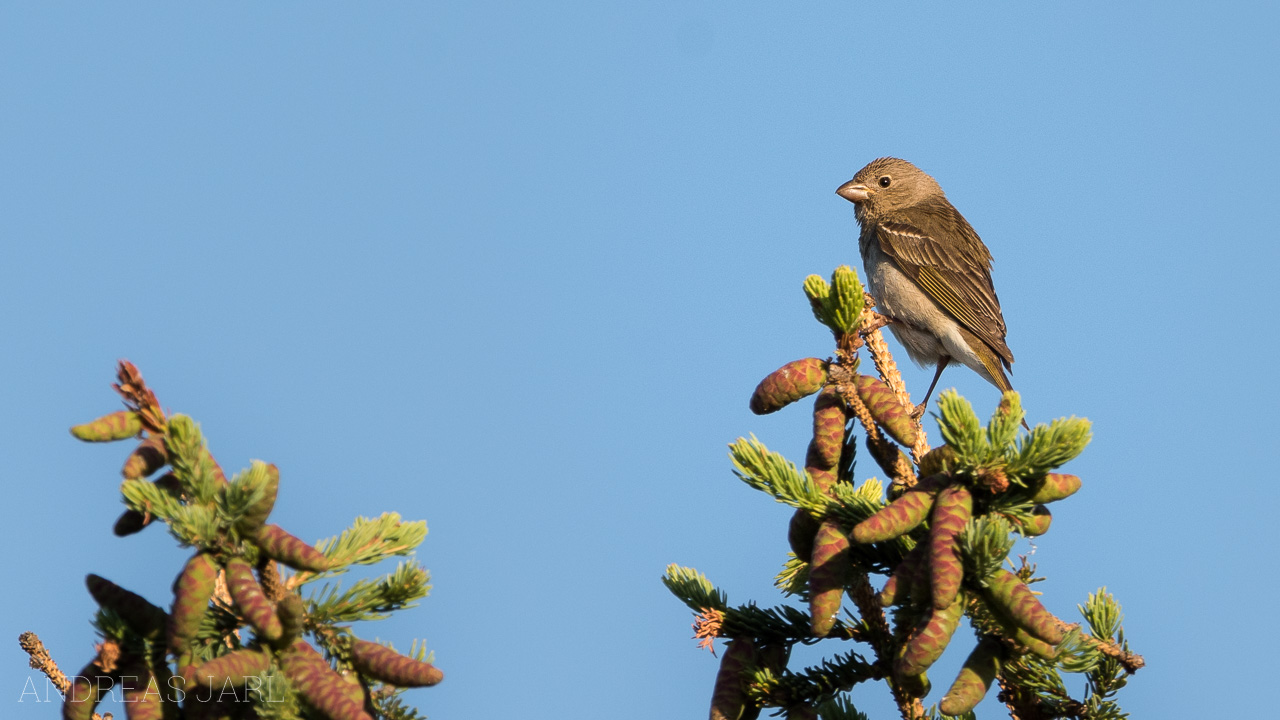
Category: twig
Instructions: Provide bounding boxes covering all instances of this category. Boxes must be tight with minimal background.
[855,297,907,401]
[846,573,925,720]
[997,671,1077,720]
[211,568,242,646]
[828,363,917,488]
[18,632,69,695]
[1069,623,1145,673]
[859,318,930,462]
[20,633,119,720]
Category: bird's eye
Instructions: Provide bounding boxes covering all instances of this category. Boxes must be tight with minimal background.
[878,176,892,188]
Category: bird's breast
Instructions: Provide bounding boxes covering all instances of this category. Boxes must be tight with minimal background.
[860,240,959,367]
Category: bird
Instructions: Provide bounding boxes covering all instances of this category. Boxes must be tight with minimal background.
[835,157,1023,424]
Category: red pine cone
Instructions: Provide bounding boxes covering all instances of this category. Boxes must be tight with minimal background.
[349,639,443,687]
[749,358,828,415]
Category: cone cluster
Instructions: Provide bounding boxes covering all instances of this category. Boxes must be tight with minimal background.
[844,403,1084,711]
[708,639,790,720]
[673,268,1118,719]
[61,362,442,720]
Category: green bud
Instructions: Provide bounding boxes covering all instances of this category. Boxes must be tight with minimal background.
[827,265,866,334]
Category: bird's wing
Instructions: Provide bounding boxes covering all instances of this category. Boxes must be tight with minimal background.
[873,217,1014,366]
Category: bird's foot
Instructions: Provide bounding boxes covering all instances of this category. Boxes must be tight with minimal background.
[910,402,927,420]
[859,310,892,334]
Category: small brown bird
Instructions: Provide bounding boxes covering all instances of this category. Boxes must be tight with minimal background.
[836,157,1021,421]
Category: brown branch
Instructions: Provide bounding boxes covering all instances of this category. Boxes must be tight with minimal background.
[860,326,907,402]
[855,297,906,399]
[21,633,121,720]
[211,568,242,646]
[828,363,917,488]
[1065,621,1145,673]
[18,632,70,695]
[997,671,1073,720]
[858,317,930,462]
[846,573,925,720]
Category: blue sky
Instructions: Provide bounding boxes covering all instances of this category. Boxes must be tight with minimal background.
[3,3,1276,719]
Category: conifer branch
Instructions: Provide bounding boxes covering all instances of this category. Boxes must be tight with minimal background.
[857,296,929,461]
[17,632,70,695]
[667,267,1140,720]
[749,650,880,710]
[828,363,917,490]
[35,361,445,719]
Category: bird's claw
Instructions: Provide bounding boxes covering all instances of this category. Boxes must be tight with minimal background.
[859,310,892,334]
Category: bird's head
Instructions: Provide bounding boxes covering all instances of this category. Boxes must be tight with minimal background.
[836,157,944,219]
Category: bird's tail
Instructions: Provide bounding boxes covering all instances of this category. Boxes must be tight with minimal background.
[969,336,1031,431]
[984,355,1014,394]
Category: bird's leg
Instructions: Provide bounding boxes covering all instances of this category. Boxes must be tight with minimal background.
[912,356,950,419]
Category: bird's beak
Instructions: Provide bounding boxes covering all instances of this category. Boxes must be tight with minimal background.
[836,181,870,203]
